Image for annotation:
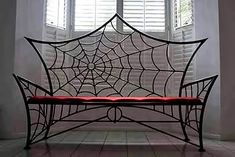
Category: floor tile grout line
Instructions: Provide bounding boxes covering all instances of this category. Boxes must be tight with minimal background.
[6,130,235,157]
[12,146,26,157]
[38,132,77,157]
[218,141,235,152]
[98,131,108,157]
[126,130,129,157]
[3,139,26,157]
[206,150,216,157]
[144,132,158,157]
[13,133,71,157]
[5,139,23,157]
[163,131,186,152]
[69,131,91,157]
[168,137,183,152]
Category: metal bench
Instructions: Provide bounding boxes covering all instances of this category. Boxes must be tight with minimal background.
[13,14,217,151]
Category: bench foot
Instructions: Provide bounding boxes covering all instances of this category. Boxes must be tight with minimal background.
[199,148,205,152]
[24,146,31,150]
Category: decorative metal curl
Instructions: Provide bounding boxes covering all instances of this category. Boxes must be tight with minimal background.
[107,106,123,123]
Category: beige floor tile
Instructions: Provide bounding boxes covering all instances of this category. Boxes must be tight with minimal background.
[1,130,235,157]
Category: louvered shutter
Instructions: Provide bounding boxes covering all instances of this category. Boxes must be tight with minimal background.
[173,0,193,28]
[46,0,67,29]
[172,0,194,95]
[74,0,116,31]
[43,0,69,91]
[123,0,165,32]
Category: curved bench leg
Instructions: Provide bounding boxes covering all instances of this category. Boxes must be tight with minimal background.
[24,145,31,150]
[179,106,189,142]
[199,130,205,152]
[198,107,206,152]
[24,131,31,149]
[198,123,205,152]
[24,103,32,149]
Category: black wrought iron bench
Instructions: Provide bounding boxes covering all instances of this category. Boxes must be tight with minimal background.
[13,14,217,151]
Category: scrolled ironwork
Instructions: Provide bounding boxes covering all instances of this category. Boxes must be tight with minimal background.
[107,106,123,122]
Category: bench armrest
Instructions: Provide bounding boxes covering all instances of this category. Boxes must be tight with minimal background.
[13,74,52,103]
[180,75,218,104]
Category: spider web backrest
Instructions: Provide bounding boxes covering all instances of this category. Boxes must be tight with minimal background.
[26,14,206,97]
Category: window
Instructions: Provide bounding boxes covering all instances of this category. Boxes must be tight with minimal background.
[45,0,67,29]
[173,0,193,28]
[45,0,167,33]
[123,0,165,32]
[74,0,116,31]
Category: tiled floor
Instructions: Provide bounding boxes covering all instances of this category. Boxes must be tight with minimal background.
[0,130,235,157]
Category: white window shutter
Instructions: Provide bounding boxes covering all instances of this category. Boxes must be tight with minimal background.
[46,0,67,29]
[74,0,116,31]
[123,0,165,32]
[44,0,69,40]
[173,0,193,28]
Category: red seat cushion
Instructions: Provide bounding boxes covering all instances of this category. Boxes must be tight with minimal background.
[28,96,202,105]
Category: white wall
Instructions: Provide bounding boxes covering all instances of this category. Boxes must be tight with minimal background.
[194,0,235,140]
[15,0,44,78]
[219,0,235,140]
[0,0,44,138]
[194,0,221,137]
[0,0,17,138]
[13,0,44,137]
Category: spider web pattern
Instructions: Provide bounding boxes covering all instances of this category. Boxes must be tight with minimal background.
[31,14,202,97]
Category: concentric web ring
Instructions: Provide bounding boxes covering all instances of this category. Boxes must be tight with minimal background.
[34,14,200,97]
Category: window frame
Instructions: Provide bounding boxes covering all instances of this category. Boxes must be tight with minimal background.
[173,0,193,30]
[44,0,170,39]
